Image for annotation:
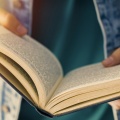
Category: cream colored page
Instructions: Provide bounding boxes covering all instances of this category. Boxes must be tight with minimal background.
[53,63,120,98]
[0,26,63,99]
[0,53,38,104]
[0,64,34,104]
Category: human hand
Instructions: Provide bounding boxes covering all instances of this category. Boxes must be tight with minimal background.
[0,8,27,36]
[102,48,120,110]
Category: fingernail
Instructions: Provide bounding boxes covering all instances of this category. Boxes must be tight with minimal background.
[17,25,27,34]
[103,56,114,66]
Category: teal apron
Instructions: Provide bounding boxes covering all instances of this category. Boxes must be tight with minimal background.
[19,0,114,120]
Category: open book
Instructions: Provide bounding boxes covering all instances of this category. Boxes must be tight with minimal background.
[0,26,120,117]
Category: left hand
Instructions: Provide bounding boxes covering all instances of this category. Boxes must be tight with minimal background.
[0,8,27,36]
[102,48,120,110]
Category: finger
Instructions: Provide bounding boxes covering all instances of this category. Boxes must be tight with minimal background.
[109,100,120,110]
[0,8,27,36]
[102,48,120,67]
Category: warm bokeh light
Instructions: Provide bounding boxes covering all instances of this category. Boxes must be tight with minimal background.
[0,0,5,8]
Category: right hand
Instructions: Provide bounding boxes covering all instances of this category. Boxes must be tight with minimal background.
[102,48,120,110]
[0,8,27,36]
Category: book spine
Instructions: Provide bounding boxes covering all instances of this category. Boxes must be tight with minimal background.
[35,107,54,118]
[0,74,54,118]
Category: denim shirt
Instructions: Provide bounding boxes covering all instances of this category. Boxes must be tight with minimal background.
[0,0,120,120]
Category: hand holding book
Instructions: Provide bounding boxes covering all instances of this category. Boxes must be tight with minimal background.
[1,7,120,112]
[102,48,120,110]
[1,26,120,117]
[1,7,120,119]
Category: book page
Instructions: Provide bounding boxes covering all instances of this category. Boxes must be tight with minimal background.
[0,53,38,105]
[50,84,120,114]
[0,26,63,106]
[54,92,120,115]
[52,63,120,98]
[0,64,34,105]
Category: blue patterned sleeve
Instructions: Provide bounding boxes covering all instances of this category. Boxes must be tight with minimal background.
[96,0,120,55]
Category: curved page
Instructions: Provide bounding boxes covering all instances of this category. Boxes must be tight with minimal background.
[0,26,63,107]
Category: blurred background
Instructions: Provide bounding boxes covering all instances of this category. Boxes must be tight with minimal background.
[0,0,5,7]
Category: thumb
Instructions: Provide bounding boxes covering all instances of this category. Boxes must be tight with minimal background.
[0,8,27,36]
[102,48,120,67]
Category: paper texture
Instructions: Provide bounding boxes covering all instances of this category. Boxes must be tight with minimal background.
[53,63,120,97]
[0,53,38,104]
[0,26,63,102]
